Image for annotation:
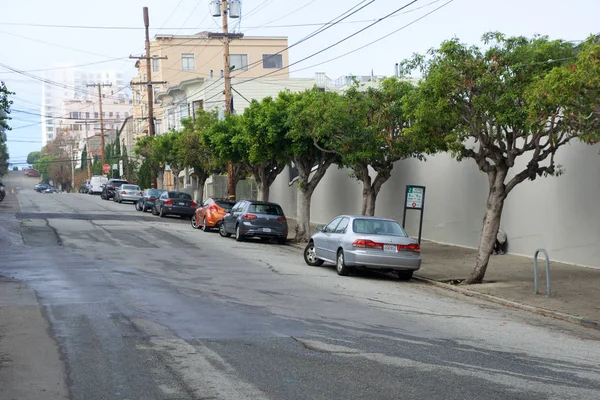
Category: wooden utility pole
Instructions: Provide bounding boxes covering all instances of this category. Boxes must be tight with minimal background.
[86,83,112,167]
[85,132,91,179]
[222,0,235,200]
[130,7,167,137]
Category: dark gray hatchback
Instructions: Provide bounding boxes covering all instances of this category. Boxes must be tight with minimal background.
[152,191,197,219]
[219,200,288,244]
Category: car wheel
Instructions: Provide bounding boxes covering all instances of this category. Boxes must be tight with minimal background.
[151,206,158,216]
[219,223,231,237]
[135,201,141,211]
[191,214,200,229]
[397,270,413,281]
[336,249,351,276]
[277,237,287,245]
[118,197,122,203]
[202,217,209,232]
[235,225,244,242]
[159,206,165,218]
[304,242,324,266]
[142,202,148,212]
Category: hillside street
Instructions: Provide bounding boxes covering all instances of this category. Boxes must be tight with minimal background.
[1,170,600,400]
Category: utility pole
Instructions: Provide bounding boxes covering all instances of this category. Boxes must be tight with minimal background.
[85,132,91,179]
[86,83,112,168]
[130,7,167,137]
[209,0,242,200]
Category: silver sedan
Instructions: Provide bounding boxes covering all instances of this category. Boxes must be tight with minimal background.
[303,215,421,280]
[115,184,142,203]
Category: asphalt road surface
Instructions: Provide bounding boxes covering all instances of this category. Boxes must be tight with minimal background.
[1,171,599,400]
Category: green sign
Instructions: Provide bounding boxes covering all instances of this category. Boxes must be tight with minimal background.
[406,186,424,209]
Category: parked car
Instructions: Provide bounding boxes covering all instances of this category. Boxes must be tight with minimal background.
[26,169,41,177]
[79,179,90,193]
[43,188,63,194]
[219,200,288,244]
[101,179,128,200]
[303,215,421,279]
[191,198,236,231]
[88,175,108,195]
[152,191,197,218]
[135,189,166,212]
[34,183,52,192]
[114,184,142,203]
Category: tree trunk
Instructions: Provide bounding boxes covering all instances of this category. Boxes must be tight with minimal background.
[157,167,165,190]
[295,185,312,242]
[356,164,392,216]
[171,167,181,191]
[462,171,507,285]
[196,172,208,203]
[257,181,270,202]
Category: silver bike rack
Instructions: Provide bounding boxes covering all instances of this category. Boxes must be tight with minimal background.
[533,248,551,297]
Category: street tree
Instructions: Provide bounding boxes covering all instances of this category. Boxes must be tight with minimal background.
[342,78,444,216]
[135,136,163,189]
[285,88,347,242]
[239,96,291,201]
[177,110,220,200]
[27,151,41,165]
[403,32,600,284]
[154,131,185,190]
[0,81,13,177]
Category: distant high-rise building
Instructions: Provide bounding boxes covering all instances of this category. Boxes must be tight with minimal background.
[40,69,132,147]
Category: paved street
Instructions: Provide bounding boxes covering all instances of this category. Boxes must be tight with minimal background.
[1,171,600,400]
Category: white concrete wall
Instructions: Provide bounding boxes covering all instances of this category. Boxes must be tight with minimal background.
[270,142,600,269]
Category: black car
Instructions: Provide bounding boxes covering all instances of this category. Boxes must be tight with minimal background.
[34,183,52,192]
[219,200,288,244]
[152,191,197,218]
[135,189,166,212]
[101,179,128,200]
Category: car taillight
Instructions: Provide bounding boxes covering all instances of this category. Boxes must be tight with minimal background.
[121,190,126,194]
[208,205,218,212]
[191,202,197,208]
[352,239,383,250]
[165,199,173,205]
[108,186,114,190]
[148,197,155,201]
[277,216,286,222]
[398,243,421,252]
[242,214,257,219]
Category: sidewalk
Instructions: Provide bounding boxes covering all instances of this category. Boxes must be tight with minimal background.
[285,218,600,329]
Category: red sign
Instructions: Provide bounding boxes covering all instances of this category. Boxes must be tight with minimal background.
[102,164,110,174]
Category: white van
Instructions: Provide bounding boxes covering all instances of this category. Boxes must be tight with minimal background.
[88,175,108,194]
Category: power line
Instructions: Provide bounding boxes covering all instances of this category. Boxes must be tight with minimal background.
[235,0,419,86]
[288,0,456,76]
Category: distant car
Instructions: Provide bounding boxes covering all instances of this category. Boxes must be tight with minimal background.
[43,188,63,194]
[152,191,197,218]
[88,175,108,195]
[303,215,421,279]
[101,179,128,200]
[219,200,288,244]
[79,179,90,193]
[26,169,41,177]
[34,183,52,192]
[135,189,166,212]
[114,184,142,203]
[12,166,18,171]
[191,198,236,231]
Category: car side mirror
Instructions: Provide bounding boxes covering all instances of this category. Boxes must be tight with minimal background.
[315,225,324,232]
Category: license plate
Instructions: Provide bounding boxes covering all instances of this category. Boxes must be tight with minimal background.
[384,244,397,252]
[178,202,185,206]
[262,228,272,233]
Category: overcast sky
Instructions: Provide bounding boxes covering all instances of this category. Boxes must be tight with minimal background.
[1,0,598,165]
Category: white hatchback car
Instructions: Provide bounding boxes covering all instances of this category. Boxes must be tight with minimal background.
[88,175,108,195]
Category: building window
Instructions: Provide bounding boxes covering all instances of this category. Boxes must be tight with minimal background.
[191,100,203,119]
[116,112,120,119]
[181,53,195,71]
[109,112,114,118]
[230,54,248,71]
[262,54,283,69]
[47,127,53,132]
[94,112,99,119]
[102,112,106,118]
[155,119,162,135]
[85,112,90,119]
[152,57,160,72]
[48,134,54,139]
[71,112,79,119]
[154,87,160,104]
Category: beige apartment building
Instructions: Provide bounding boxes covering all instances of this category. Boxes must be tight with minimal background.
[131,33,289,138]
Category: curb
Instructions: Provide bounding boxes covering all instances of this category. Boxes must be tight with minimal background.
[412,275,600,331]
[285,241,599,331]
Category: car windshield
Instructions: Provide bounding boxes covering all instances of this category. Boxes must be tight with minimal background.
[111,181,127,186]
[215,200,235,211]
[146,189,162,196]
[168,192,192,200]
[122,185,140,190]
[248,203,284,215]
[352,219,408,237]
